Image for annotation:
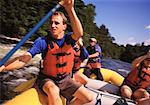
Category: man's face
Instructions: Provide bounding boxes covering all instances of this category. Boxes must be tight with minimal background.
[89,41,96,47]
[49,15,66,39]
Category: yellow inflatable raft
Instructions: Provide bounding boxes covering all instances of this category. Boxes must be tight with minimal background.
[3,88,66,105]
[4,88,46,105]
[3,84,136,105]
[79,68,124,86]
[3,68,124,105]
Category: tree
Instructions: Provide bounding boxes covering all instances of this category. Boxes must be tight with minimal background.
[1,0,149,62]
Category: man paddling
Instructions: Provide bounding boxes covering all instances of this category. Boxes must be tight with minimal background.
[0,0,93,105]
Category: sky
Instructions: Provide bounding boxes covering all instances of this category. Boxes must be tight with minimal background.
[83,0,150,46]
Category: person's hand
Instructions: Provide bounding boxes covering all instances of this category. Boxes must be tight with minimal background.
[137,98,150,105]
[78,38,83,47]
[60,0,74,10]
[0,65,5,72]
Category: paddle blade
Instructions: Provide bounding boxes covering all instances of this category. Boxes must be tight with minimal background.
[13,77,37,92]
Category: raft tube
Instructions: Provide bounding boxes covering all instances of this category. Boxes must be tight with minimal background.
[79,67,124,86]
[86,79,120,94]
[3,87,135,105]
[3,88,47,105]
[84,87,135,105]
[3,88,66,105]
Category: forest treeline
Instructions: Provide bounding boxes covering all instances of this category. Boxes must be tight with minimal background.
[0,0,149,63]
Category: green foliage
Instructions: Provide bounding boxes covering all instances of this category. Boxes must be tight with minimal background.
[0,0,149,63]
[120,44,150,63]
[0,0,53,38]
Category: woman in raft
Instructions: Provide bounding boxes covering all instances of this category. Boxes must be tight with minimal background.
[120,50,150,104]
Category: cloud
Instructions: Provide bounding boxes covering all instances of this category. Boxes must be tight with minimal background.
[126,37,150,46]
[127,37,136,45]
[118,36,150,46]
[144,38,150,46]
[145,25,150,30]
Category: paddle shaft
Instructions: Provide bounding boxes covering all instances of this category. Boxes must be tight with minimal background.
[0,3,61,66]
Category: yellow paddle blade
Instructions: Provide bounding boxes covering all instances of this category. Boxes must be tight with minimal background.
[13,77,37,92]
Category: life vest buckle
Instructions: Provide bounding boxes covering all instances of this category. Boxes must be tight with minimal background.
[52,52,71,56]
[56,72,69,80]
[56,62,67,68]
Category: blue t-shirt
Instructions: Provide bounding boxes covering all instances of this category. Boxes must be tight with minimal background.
[86,44,102,63]
[86,44,101,55]
[95,44,102,54]
[28,32,76,58]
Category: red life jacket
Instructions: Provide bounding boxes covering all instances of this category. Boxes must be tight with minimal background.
[43,40,74,77]
[73,50,82,71]
[124,68,150,90]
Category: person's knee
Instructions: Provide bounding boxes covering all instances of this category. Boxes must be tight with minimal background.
[133,88,150,100]
[120,85,132,99]
[86,93,93,103]
[79,94,93,104]
[74,72,89,84]
[43,80,60,95]
[75,86,93,103]
[137,98,150,105]
[82,91,93,103]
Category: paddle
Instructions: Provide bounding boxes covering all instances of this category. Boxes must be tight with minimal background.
[13,77,37,92]
[0,1,63,66]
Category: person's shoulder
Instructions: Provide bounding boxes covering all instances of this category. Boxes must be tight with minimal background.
[32,37,47,50]
[36,36,46,41]
[65,32,76,45]
[95,44,101,48]
[95,44,100,47]
[34,37,46,43]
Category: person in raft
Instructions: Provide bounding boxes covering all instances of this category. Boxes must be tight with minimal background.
[73,38,89,73]
[0,0,93,105]
[83,37,103,80]
[72,38,91,84]
[120,50,150,103]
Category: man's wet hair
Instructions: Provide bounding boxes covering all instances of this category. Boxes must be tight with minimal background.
[50,11,67,24]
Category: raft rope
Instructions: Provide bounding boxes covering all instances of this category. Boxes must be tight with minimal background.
[85,86,136,105]
[85,86,102,105]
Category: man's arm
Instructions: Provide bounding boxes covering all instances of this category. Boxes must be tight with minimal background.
[89,45,101,58]
[132,51,150,69]
[132,54,148,69]
[0,52,32,72]
[89,52,100,58]
[62,0,83,40]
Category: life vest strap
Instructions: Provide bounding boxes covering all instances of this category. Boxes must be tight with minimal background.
[52,52,71,56]
[56,62,67,68]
